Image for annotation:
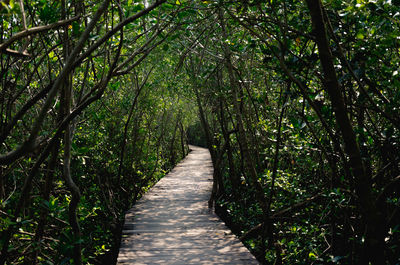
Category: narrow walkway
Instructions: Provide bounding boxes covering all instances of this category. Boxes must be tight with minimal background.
[117,145,258,264]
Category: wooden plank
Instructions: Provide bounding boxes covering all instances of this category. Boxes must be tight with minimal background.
[117,145,259,264]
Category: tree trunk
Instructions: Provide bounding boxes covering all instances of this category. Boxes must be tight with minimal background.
[62,73,82,264]
[169,118,179,167]
[179,121,186,158]
[218,98,240,195]
[305,1,385,263]
[217,7,268,214]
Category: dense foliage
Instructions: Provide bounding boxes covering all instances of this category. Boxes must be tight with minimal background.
[1,0,399,264]
[179,0,400,264]
[0,1,195,264]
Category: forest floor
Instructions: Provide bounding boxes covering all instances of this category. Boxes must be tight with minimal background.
[116,145,258,264]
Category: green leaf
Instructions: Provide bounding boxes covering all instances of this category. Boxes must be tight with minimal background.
[132,3,144,12]
[308,252,317,259]
[72,21,81,36]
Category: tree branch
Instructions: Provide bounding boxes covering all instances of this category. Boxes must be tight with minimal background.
[0,16,80,53]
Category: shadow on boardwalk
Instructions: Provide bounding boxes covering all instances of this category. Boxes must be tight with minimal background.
[117,145,258,264]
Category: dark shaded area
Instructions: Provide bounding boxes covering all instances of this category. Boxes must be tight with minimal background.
[187,122,207,148]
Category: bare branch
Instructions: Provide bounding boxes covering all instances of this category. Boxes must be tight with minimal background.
[0,16,81,53]
[2,48,31,57]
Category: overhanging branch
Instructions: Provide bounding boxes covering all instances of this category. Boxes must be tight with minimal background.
[0,16,81,53]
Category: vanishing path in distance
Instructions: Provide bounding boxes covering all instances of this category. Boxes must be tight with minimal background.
[117,145,258,264]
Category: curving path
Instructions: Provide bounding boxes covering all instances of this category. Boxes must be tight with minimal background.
[117,145,258,264]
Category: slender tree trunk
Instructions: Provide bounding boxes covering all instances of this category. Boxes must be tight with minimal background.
[179,121,186,158]
[117,69,151,185]
[60,2,82,262]
[62,73,82,264]
[169,118,179,167]
[305,1,385,263]
[218,97,240,195]
[217,7,268,213]
[218,9,273,263]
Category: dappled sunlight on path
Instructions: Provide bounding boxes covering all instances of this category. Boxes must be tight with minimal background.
[117,145,258,264]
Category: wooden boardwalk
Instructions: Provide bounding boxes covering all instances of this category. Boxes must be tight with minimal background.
[117,146,258,264]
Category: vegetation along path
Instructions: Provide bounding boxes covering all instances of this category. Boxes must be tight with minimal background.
[117,146,258,264]
[2,0,400,264]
